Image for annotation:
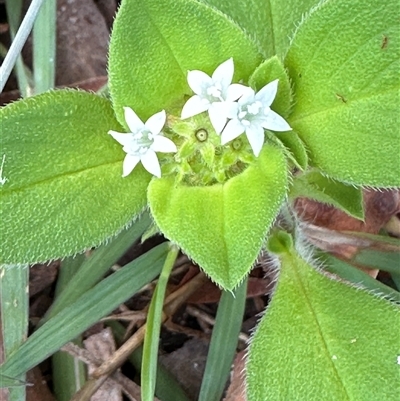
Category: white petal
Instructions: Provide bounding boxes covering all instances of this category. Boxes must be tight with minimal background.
[109,131,133,147]
[141,150,161,178]
[261,109,292,132]
[152,136,177,153]
[187,70,212,95]
[122,154,140,177]
[181,95,210,119]
[124,107,144,133]
[146,110,166,135]
[212,58,234,91]
[246,125,265,157]
[238,87,256,106]
[225,101,240,119]
[226,83,248,101]
[208,103,229,134]
[221,119,245,145]
[255,79,278,107]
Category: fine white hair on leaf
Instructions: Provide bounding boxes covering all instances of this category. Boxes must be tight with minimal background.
[0,154,8,185]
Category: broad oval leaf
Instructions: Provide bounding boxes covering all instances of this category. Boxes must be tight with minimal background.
[0,90,151,264]
[148,144,288,290]
[247,231,400,400]
[202,0,320,57]
[285,0,400,187]
[108,0,263,124]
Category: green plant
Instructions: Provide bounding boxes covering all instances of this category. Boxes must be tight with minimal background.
[1,0,399,400]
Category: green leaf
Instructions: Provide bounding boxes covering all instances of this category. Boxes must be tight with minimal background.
[0,90,151,264]
[285,0,400,187]
[248,56,292,117]
[148,144,288,290]
[108,0,263,123]
[202,0,320,57]
[247,231,400,400]
[290,170,364,220]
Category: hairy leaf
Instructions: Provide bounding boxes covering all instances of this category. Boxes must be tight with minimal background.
[148,145,288,290]
[286,0,400,186]
[108,0,263,124]
[247,231,400,400]
[0,90,150,263]
[202,0,320,57]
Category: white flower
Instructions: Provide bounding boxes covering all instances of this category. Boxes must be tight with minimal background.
[221,79,292,157]
[181,58,247,133]
[109,107,177,178]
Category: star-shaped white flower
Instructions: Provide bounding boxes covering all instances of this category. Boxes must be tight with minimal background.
[181,58,247,133]
[221,79,292,157]
[109,107,177,178]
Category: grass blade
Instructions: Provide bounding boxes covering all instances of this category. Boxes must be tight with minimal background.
[390,273,400,291]
[0,264,29,399]
[141,243,179,401]
[4,0,33,96]
[41,212,151,323]
[0,0,45,93]
[0,374,26,388]
[0,243,168,378]
[52,255,87,401]
[322,253,400,302]
[32,0,56,93]
[353,249,400,274]
[198,277,248,401]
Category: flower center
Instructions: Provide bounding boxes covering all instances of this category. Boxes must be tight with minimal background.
[237,101,264,127]
[206,83,223,101]
[125,131,154,155]
[247,101,262,115]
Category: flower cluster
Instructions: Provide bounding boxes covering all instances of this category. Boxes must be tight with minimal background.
[109,58,291,178]
[181,58,291,157]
